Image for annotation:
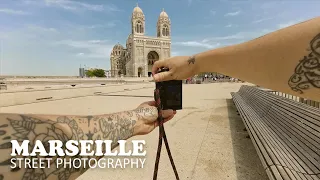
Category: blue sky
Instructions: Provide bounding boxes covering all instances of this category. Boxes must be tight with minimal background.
[0,0,319,76]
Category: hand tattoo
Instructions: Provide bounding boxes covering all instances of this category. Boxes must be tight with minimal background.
[288,33,320,93]
[187,56,196,65]
[0,113,137,180]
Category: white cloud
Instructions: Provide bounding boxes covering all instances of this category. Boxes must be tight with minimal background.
[171,51,181,56]
[259,1,279,9]
[202,24,214,28]
[2,22,118,60]
[87,40,109,44]
[252,17,273,24]
[225,24,234,28]
[224,10,241,17]
[44,0,104,11]
[85,22,117,29]
[25,0,121,12]
[0,9,30,15]
[26,25,59,33]
[278,19,304,29]
[55,39,114,58]
[210,10,216,15]
[174,40,221,49]
[176,29,275,50]
[2,24,59,41]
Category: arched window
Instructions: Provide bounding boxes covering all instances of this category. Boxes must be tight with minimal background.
[162,25,169,36]
[136,21,143,33]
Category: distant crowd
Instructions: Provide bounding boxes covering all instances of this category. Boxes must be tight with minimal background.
[185,73,241,84]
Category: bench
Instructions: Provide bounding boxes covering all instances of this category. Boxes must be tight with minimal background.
[231,85,320,180]
[0,82,7,90]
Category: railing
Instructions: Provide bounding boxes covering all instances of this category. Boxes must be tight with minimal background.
[267,90,320,109]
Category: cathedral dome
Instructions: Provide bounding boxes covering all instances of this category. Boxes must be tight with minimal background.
[133,4,143,13]
[113,43,123,50]
[159,9,168,18]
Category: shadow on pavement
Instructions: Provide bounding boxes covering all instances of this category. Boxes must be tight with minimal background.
[226,99,268,180]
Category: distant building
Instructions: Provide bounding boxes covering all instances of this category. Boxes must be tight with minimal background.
[79,68,85,78]
[110,4,172,77]
[84,68,109,78]
[105,70,111,78]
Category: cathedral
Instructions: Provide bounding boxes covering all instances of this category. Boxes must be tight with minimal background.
[110,4,171,77]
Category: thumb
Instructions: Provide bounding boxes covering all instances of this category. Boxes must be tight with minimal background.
[152,59,167,75]
[153,71,173,82]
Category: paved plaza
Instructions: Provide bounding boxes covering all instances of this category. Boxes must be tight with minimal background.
[0,82,268,180]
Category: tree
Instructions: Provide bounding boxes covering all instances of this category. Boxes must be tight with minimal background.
[85,69,106,77]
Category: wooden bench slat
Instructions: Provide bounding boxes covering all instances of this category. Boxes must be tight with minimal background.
[242,86,320,116]
[245,105,311,176]
[268,108,320,160]
[263,111,320,174]
[244,93,320,162]
[234,93,312,179]
[250,89,320,123]
[266,167,277,180]
[233,94,294,179]
[232,93,273,168]
[231,86,320,180]
[241,89,320,150]
[252,90,320,128]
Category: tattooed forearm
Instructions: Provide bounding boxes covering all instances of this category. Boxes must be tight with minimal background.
[0,111,139,180]
[288,33,320,93]
[187,55,196,65]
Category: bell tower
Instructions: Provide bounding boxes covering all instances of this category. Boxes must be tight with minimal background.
[131,3,145,36]
[157,8,171,38]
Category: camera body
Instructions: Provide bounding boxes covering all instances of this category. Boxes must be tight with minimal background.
[155,68,182,110]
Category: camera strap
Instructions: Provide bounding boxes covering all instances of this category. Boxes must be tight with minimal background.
[153,89,180,180]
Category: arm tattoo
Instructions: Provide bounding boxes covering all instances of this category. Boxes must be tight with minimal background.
[0,112,137,180]
[187,56,196,65]
[288,33,320,93]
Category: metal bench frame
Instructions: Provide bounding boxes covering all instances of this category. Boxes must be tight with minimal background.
[231,85,320,180]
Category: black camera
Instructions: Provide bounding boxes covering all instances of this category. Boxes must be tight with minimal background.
[155,68,182,110]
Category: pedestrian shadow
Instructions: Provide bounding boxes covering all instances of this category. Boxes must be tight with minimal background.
[226,99,268,180]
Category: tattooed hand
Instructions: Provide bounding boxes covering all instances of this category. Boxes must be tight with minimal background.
[132,101,176,135]
[0,101,176,180]
[152,56,198,82]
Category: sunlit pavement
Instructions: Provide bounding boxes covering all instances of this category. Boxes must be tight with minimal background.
[0,82,268,180]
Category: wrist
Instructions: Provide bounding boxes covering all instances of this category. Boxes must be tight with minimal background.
[193,53,205,73]
[99,110,140,139]
[131,110,142,136]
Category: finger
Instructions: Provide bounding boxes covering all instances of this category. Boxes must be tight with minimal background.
[141,100,156,107]
[162,109,174,118]
[163,114,174,123]
[152,60,167,75]
[154,114,174,127]
[153,71,173,82]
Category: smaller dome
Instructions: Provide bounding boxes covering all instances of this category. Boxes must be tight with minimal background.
[159,8,168,18]
[113,43,123,50]
[133,4,143,13]
[126,34,132,44]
